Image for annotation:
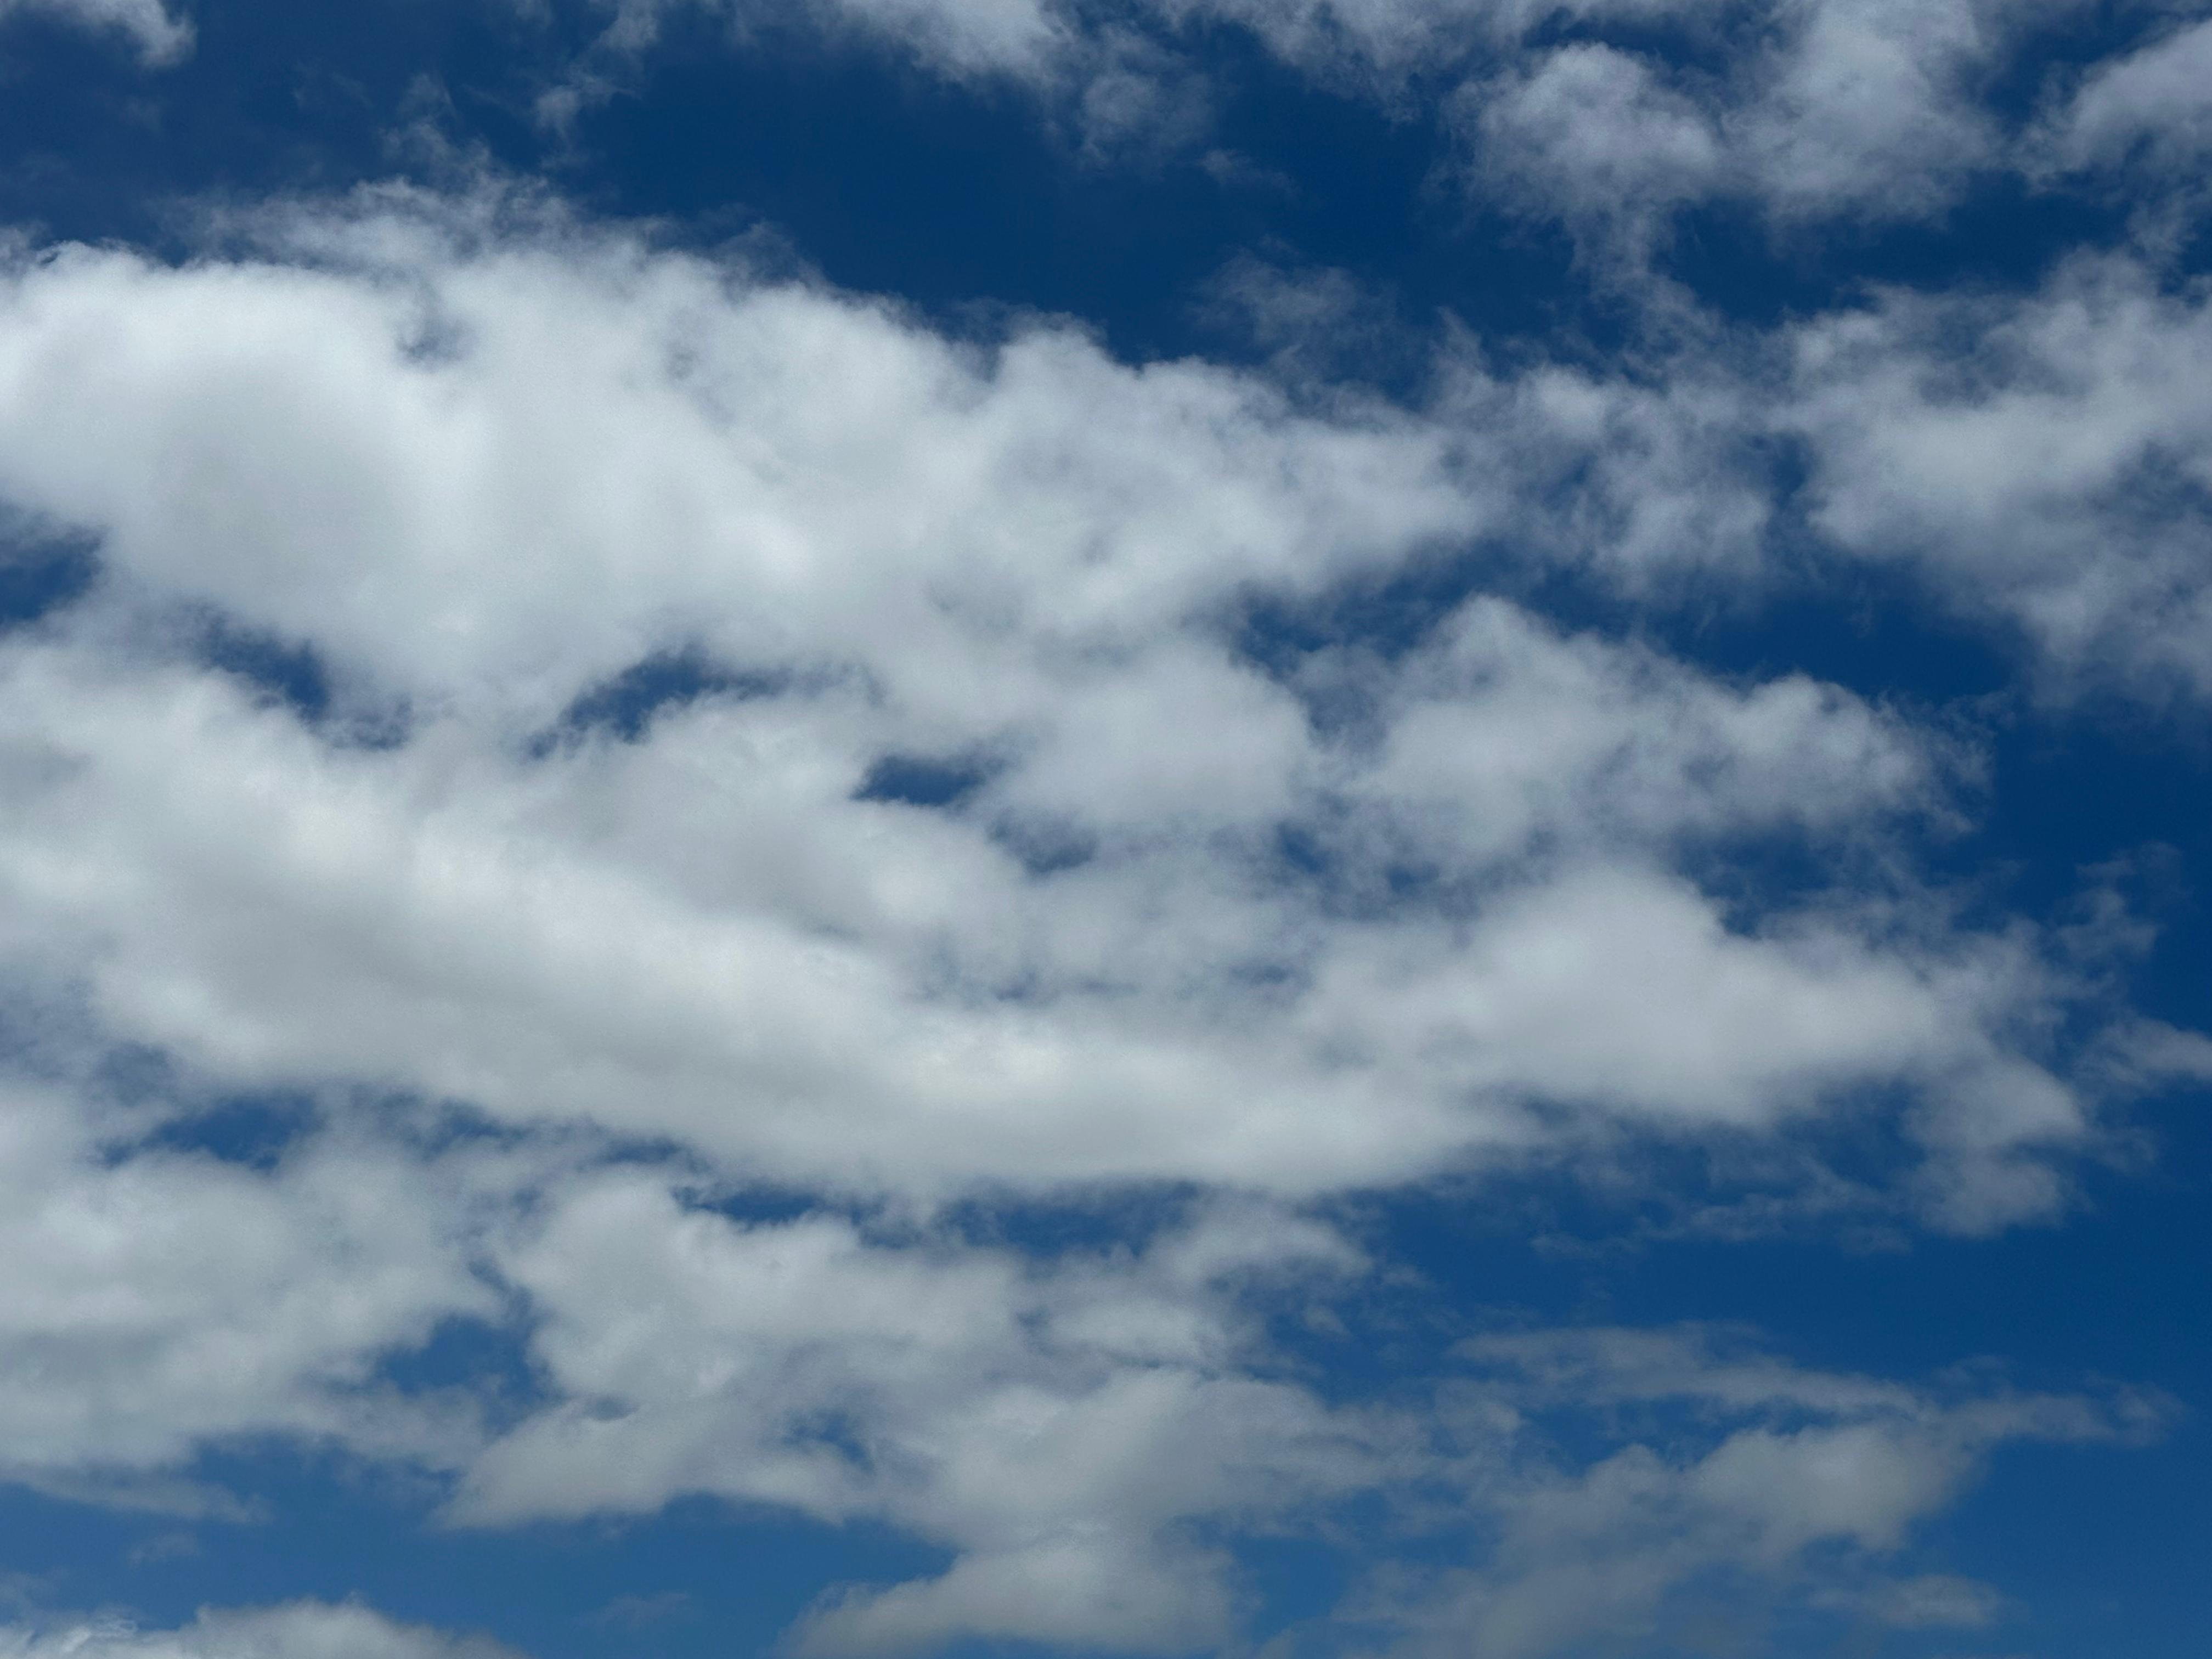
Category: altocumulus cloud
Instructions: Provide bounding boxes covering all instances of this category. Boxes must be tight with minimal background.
[0,174,2190,1653]
[0,185,2128,1214]
[556,0,2118,222]
[0,0,2209,1650]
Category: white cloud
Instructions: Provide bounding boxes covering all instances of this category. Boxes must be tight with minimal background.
[614,0,1067,76]
[0,0,190,63]
[449,1177,2145,1658]
[1725,0,2005,216]
[541,0,2115,239]
[0,190,2119,1227]
[1230,0,2056,230]
[1788,251,2212,696]
[1352,1326,2158,1658]
[1372,240,2212,704]
[0,1057,2153,1655]
[1458,42,1723,250]
[2046,15,2212,173]
[453,1172,1378,1655]
[1452,0,2058,262]
[0,1075,495,1486]
[0,179,2187,1655]
[1354,596,1943,856]
[1841,1570,2006,1627]
[0,192,1472,727]
[0,0,2197,1643]
[0,1602,524,1659]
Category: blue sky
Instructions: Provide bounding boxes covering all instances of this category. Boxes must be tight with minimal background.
[0,2,2209,1657]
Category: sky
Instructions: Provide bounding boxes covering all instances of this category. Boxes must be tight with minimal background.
[0,1,2209,1656]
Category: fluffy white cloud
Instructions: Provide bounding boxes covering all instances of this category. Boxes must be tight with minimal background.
[0,179,2186,1655]
[0,194,1471,727]
[0,0,2202,1649]
[1720,0,2006,216]
[1449,0,2116,259]
[0,1061,2152,1656]
[456,1174,1379,1655]
[0,1602,523,1659]
[0,622,2028,1205]
[1788,251,2212,696]
[0,189,2111,1219]
[454,1176,2149,1657]
[0,1074,494,1489]
[0,0,190,63]
[1457,42,1723,250]
[1370,239,2212,703]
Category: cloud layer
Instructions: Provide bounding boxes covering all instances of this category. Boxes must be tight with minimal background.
[0,188,2126,1223]
[2,0,2209,1637]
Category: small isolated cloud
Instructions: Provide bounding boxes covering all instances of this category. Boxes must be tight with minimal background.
[1854,1572,2006,1627]
[124,1532,199,1567]
[1456,42,1724,257]
[597,0,1069,80]
[0,1602,526,1659]
[0,0,191,63]
[588,1592,696,1629]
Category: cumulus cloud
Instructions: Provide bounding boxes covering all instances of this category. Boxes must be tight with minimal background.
[0,187,2121,1220]
[0,1073,495,1489]
[1235,0,2059,233]
[1456,42,1723,254]
[456,1176,1378,1655]
[1787,251,2212,697]
[0,0,2202,1647]
[0,0,191,63]
[456,1178,2147,1657]
[1472,16,1969,247]
[0,1097,2145,1656]
[1370,240,2212,704]
[0,176,2192,1655]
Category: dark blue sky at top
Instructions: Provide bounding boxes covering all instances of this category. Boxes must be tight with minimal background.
[3,3,2210,1656]
[0,0,2186,351]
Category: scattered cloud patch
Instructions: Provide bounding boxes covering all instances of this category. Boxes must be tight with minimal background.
[0,0,190,63]
[0,0,2207,1638]
[0,1602,526,1659]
